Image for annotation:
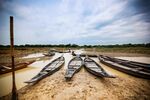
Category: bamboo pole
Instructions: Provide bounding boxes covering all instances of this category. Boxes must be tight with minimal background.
[10,16,18,100]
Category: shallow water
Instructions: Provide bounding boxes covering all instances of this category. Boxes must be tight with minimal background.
[22,53,44,59]
[0,51,150,97]
[0,60,50,97]
[0,53,63,97]
[115,57,150,64]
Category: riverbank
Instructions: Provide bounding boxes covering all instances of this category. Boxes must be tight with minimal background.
[2,65,150,100]
[0,47,150,100]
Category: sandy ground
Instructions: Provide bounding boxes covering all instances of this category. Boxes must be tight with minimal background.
[2,65,150,100]
[0,48,150,100]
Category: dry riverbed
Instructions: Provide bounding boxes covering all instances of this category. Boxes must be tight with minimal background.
[0,47,150,100]
[2,67,150,100]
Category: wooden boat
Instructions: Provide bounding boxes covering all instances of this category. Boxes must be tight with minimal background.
[0,60,35,75]
[57,50,70,53]
[98,56,150,79]
[52,49,71,53]
[65,56,83,80]
[25,56,65,84]
[107,57,150,70]
[99,55,150,73]
[84,57,115,78]
[43,52,55,56]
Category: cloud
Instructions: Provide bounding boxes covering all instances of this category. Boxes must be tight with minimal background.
[0,0,150,45]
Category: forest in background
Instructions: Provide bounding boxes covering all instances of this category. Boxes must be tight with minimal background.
[0,43,150,48]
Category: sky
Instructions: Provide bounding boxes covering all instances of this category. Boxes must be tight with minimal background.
[0,0,150,45]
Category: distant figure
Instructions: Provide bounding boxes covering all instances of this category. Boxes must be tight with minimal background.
[72,51,75,55]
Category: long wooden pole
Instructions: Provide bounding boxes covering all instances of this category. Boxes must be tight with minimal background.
[10,16,18,100]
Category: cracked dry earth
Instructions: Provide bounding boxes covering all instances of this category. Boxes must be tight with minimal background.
[15,67,150,100]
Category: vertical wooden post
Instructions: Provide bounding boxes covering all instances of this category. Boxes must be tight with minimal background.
[10,16,18,100]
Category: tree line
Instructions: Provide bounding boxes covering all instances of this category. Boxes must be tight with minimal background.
[0,43,150,48]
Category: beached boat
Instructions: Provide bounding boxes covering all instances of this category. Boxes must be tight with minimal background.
[0,60,35,75]
[84,57,114,78]
[65,56,83,80]
[43,52,55,56]
[25,56,65,84]
[99,55,150,72]
[107,57,150,70]
[57,50,70,53]
[98,56,150,79]
[51,49,71,53]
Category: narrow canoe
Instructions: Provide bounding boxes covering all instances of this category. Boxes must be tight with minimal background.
[107,56,150,70]
[84,57,115,78]
[98,56,150,79]
[25,56,65,84]
[65,56,83,80]
[43,52,55,56]
[99,55,150,73]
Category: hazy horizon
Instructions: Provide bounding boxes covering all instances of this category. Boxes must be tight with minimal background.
[0,0,150,45]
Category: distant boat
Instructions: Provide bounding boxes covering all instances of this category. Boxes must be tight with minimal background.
[56,50,71,53]
[43,52,55,56]
[84,57,115,78]
[98,55,150,79]
[0,60,35,75]
[65,56,83,80]
[25,56,65,84]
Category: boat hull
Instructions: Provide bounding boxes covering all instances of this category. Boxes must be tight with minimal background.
[65,56,83,80]
[84,57,114,78]
[25,56,65,84]
[99,56,150,79]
